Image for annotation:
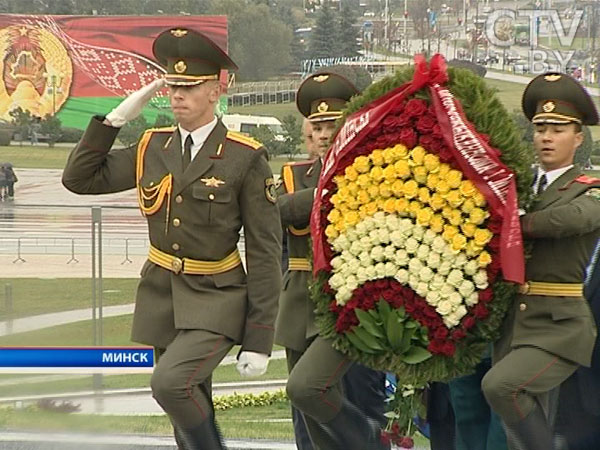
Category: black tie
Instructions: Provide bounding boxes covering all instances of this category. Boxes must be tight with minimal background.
[537,174,547,195]
[183,135,193,170]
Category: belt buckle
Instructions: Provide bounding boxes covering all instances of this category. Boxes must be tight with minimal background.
[171,257,183,274]
[519,282,531,294]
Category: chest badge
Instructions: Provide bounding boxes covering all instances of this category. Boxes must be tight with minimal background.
[201,176,226,187]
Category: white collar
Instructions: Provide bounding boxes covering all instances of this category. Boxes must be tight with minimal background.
[178,117,218,156]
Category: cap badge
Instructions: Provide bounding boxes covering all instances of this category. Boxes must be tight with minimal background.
[313,75,329,82]
[171,29,188,38]
[544,74,561,82]
[317,101,329,113]
[201,177,226,188]
[542,101,555,112]
[174,60,187,74]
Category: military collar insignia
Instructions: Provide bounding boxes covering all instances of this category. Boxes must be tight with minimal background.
[313,75,329,82]
[201,177,226,187]
[542,101,555,112]
[317,101,329,113]
[544,74,561,82]
[171,29,188,38]
[174,60,187,74]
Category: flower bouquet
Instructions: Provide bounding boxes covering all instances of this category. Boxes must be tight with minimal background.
[309,55,533,444]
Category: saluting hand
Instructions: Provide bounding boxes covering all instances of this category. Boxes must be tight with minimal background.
[105,78,166,128]
[236,351,269,377]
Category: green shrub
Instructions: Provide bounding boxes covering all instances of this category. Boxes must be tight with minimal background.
[61,127,85,143]
[0,129,12,145]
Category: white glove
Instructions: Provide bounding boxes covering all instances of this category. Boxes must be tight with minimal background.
[106,78,165,127]
[236,351,269,377]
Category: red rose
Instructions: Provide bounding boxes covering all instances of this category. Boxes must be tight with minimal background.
[382,290,395,301]
[438,146,453,163]
[479,289,493,303]
[434,327,449,340]
[419,134,435,150]
[442,341,456,356]
[473,303,489,319]
[431,124,443,138]
[451,329,467,341]
[416,115,436,134]
[404,98,428,118]
[488,236,501,251]
[462,316,476,330]
[428,339,445,354]
[380,431,392,446]
[398,436,414,449]
[404,301,416,313]
[398,128,418,149]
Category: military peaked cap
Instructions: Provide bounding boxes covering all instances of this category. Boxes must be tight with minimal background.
[522,72,598,125]
[296,72,358,122]
[153,28,238,86]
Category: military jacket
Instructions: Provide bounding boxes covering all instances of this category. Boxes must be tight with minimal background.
[275,158,321,352]
[62,117,282,354]
[511,167,600,366]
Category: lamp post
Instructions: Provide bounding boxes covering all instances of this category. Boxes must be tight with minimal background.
[46,74,63,116]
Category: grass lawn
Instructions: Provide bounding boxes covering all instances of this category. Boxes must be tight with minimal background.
[0,278,138,319]
[0,145,71,169]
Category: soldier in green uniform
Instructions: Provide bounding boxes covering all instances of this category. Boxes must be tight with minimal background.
[481,72,600,450]
[277,73,385,449]
[62,28,282,450]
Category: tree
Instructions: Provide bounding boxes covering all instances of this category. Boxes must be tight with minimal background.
[119,116,149,148]
[153,113,175,128]
[309,1,338,58]
[337,2,360,57]
[316,64,372,91]
[249,125,284,158]
[8,107,33,146]
[574,126,593,167]
[280,114,302,159]
[39,114,62,147]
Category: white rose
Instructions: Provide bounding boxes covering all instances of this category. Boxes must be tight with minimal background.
[395,268,409,284]
[349,240,362,256]
[390,230,406,248]
[455,305,467,318]
[473,270,489,289]
[375,262,387,278]
[359,236,372,249]
[329,273,344,289]
[422,229,436,244]
[408,274,420,291]
[370,245,385,262]
[458,280,475,298]
[347,258,361,275]
[466,291,479,306]
[372,211,386,229]
[385,214,399,231]
[448,291,463,307]
[444,312,461,328]
[405,237,419,254]
[355,221,368,236]
[417,244,430,261]
[346,228,359,242]
[412,225,425,241]
[432,236,447,253]
[454,253,468,267]
[378,228,391,245]
[408,258,424,274]
[399,218,414,234]
[416,281,428,297]
[384,262,397,277]
[440,284,455,298]
[336,286,353,305]
[419,266,434,283]
[464,260,479,276]
[442,247,457,262]
[438,260,453,276]
[394,249,409,267]
[427,252,441,269]
[356,267,369,283]
[364,216,376,231]
[359,251,373,268]
[346,275,359,291]
[426,290,441,306]
[330,256,344,270]
[383,245,396,261]
[332,234,350,252]
[365,266,377,279]
[447,269,464,288]
[369,229,381,246]
[429,274,445,291]
[436,300,453,316]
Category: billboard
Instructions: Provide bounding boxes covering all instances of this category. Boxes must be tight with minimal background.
[0,14,228,129]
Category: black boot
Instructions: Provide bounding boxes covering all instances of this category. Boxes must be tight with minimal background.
[178,416,226,450]
[504,403,556,450]
[318,398,385,450]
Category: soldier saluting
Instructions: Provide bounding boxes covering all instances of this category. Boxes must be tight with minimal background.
[482,72,600,450]
[62,29,282,449]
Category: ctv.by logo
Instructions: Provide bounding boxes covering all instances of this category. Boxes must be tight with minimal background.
[485,8,584,74]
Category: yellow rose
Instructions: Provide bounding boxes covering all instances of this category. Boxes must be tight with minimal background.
[473,228,493,247]
[410,146,426,166]
[461,198,475,214]
[451,233,468,252]
[394,143,409,159]
[353,156,371,173]
[325,225,338,239]
[346,198,360,211]
[413,166,428,184]
[459,179,477,197]
[409,201,422,217]
[344,211,360,227]
[347,182,359,196]
[438,163,451,178]
[426,173,440,190]
[473,192,487,207]
[446,169,463,189]
[357,173,371,188]
[395,198,409,215]
[402,179,419,199]
[423,153,441,173]
[330,193,341,207]
[392,180,405,197]
[334,220,345,232]
[465,240,483,256]
[358,208,368,219]
[429,192,446,211]
[417,207,433,226]
[327,209,341,223]
[394,160,411,179]
[376,198,386,210]
[383,198,396,214]
[478,251,492,267]
[379,183,393,198]
[460,222,477,237]
[435,179,450,194]
[442,225,459,241]
[469,207,489,225]
[441,206,454,219]
[367,184,380,199]
[334,175,346,188]
[383,147,398,164]
[370,166,384,182]
[338,186,351,200]
[448,209,463,226]
[366,201,378,215]
[357,189,370,204]
[430,214,444,233]
[370,149,385,166]
[445,189,464,208]
[345,165,359,181]
[418,187,431,204]
[382,164,396,182]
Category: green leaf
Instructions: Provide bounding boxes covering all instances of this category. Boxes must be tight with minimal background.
[353,326,385,351]
[355,309,385,338]
[386,313,404,351]
[345,330,378,354]
[404,321,417,329]
[401,346,433,364]
[377,299,391,323]
[400,327,416,354]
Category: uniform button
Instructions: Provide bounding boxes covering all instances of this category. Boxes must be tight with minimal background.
[208,193,215,201]
[519,303,527,311]
[175,195,183,204]
[173,218,181,227]
[172,243,180,251]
